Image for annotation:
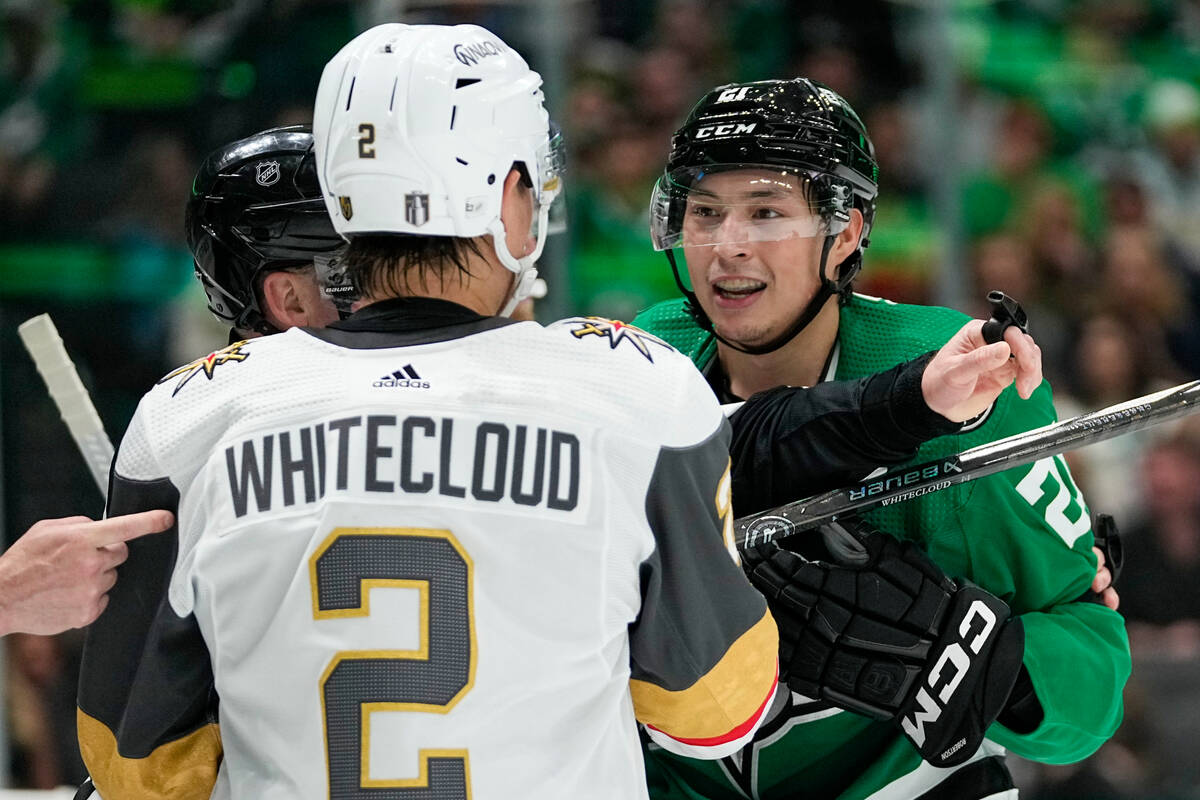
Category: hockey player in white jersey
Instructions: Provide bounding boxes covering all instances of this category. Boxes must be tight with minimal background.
[76,24,780,800]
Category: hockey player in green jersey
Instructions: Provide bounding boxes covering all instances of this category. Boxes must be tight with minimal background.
[633,78,1130,799]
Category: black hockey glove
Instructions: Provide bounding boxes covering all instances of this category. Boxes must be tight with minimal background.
[742,516,1025,768]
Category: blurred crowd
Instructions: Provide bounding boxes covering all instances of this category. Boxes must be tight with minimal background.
[1,0,1199,794]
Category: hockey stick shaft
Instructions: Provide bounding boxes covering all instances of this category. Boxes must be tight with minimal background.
[735,378,1200,552]
[17,314,114,498]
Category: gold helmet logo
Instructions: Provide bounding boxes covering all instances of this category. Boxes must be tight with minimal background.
[338,195,353,220]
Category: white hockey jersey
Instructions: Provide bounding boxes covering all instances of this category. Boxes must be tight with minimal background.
[77,298,778,800]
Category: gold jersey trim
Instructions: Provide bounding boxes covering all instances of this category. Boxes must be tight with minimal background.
[630,611,777,740]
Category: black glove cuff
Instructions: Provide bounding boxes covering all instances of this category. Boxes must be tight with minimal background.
[996,664,1043,734]
[863,352,961,451]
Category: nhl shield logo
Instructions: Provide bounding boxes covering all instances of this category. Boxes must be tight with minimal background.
[255,160,280,187]
[338,196,353,220]
[405,192,430,226]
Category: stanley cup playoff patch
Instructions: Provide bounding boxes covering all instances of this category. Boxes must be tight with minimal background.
[405,192,430,226]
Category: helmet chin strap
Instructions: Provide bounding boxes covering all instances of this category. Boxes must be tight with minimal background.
[500,268,540,316]
[666,235,841,356]
[489,212,546,317]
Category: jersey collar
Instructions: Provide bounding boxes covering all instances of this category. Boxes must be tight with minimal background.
[303,296,519,349]
[706,339,841,402]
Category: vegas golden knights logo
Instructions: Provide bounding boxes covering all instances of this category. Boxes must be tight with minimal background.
[159,341,252,396]
[405,192,430,226]
[568,317,672,363]
[338,196,353,220]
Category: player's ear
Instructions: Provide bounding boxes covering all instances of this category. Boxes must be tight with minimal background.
[498,169,524,223]
[829,208,865,265]
[260,270,311,331]
[498,167,534,258]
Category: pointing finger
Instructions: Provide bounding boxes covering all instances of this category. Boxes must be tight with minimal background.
[87,510,175,547]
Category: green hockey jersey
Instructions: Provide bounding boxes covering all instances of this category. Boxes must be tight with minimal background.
[631,293,1131,800]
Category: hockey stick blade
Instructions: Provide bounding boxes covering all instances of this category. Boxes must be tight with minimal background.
[17,314,114,498]
[736,379,1200,552]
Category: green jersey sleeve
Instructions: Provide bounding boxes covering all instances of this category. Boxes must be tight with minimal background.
[911,385,1130,762]
[837,295,1130,765]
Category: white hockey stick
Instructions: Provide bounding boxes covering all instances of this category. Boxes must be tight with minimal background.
[18,314,114,498]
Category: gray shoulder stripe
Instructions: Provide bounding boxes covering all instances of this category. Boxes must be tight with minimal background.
[631,418,767,692]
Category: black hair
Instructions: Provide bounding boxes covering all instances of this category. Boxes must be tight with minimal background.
[344,235,488,299]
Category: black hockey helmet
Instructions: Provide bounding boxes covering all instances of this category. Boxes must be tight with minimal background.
[186,125,351,335]
[649,78,879,353]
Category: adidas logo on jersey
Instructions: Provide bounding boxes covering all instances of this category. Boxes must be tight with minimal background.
[373,365,430,389]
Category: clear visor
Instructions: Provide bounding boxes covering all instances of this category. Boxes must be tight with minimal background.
[496,124,566,287]
[545,190,567,236]
[650,166,849,251]
[313,246,358,316]
[535,124,567,237]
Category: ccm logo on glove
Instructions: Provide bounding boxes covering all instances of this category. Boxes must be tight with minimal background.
[900,599,997,751]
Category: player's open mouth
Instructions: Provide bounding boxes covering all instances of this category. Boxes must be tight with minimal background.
[712,278,767,304]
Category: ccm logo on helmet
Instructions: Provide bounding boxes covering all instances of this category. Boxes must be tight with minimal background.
[899,599,998,748]
[693,122,757,139]
[454,40,506,66]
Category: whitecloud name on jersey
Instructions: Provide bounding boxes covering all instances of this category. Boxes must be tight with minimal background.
[224,413,581,517]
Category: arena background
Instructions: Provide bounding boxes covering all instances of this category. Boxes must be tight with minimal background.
[1,0,1199,795]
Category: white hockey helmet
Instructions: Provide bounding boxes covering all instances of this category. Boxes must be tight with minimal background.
[312,23,563,313]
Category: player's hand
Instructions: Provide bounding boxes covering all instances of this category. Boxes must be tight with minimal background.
[921,319,1042,423]
[0,511,175,636]
[742,516,1026,768]
[1092,546,1119,611]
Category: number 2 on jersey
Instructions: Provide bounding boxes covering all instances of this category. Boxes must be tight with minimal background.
[310,527,476,799]
[1015,456,1090,547]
